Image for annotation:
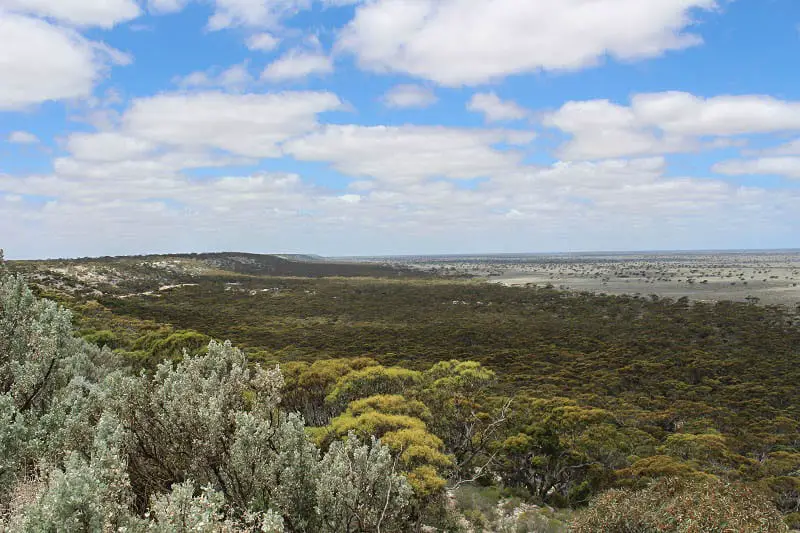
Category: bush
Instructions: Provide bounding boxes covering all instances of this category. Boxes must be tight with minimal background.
[82,329,122,349]
[0,273,418,532]
[571,477,788,532]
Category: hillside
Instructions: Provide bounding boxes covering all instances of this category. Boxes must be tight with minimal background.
[8,252,416,299]
[4,255,800,530]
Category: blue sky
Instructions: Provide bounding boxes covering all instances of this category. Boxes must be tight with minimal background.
[1,0,799,258]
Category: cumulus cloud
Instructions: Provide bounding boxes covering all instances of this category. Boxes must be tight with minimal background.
[53,152,256,183]
[337,0,717,86]
[4,144,800,257]
[147,0,190,15]
[485,157,735,224]
[147,0,358,31]
[0,0,140,28]
[381,84,437,109]
[120,90,343,157]
[544,92,800,160]
[246,32,280,51]
[544,99,691,159]
[5,1,800,258]
[207,0,313,30]
[713,157,800,179]
[7,131,39,144]
[175,63,255,91]
[468,92,528,122]
[66,132,157,163]
[261,49,334,82]
[0,12,130,110]
[283,125,529,182]
[631,92,800,136]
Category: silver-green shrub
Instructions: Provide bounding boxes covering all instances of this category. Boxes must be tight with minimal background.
[1,272,415,532]
[316,434,413,532]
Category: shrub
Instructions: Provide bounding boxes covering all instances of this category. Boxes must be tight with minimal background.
[571,477,788,532]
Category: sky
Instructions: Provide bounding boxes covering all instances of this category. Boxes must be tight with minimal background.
[1,0,800,259]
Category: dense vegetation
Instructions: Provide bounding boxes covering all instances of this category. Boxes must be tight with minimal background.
[3,253,799,531]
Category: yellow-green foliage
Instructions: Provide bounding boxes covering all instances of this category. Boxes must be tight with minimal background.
[572,477,789,532]
[497,396,641,504]
[616,455,716,487]
[660,432,729,462]
[284,358,378,392]
[131,328,211,362]
[325,395,452,498]
[325,365,423,409]
[761,452,800,477]
[406,465,447,497]
[81,329,122,349]
[655,431,753,477]
[281,357,379,425]
[346,394,431,420]
[11,262,800,522]
[329,411,427,440]
[424,360,495,392]
[758,452,800,515]
[381,428,452,469]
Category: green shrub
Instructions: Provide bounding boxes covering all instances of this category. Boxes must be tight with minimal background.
[82,329,121,349]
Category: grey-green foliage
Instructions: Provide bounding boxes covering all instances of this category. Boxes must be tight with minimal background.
[19,414,137,532]
[227,411,320,531]
[0,274,114,507]
[1,273,76,413]
[103,340,290,511]
[316,435,413,533]
[0,394,26,502]
[0,271,415,532]
[146,481,284,533]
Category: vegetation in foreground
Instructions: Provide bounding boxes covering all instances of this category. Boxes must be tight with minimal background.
[2,253,799,531]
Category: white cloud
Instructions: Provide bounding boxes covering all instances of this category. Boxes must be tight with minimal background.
[631,92,800,136]
[337,0,717,86]
[17,89,342,199]
[283,125,528,182]
[66,132,157,162]
[175,63,254,91]
[53,152,253,182]
[246,32,280,51]
[544,99,692,159]
[207,0,312,30]
[468,92,528,122]
[713,157,800,179]
[1,0,140,28]
[338,194,362,204]
[381,84,437,109]
[4,145,800,257]
[764,138,800,156]
[7,131,39,144]
[261,49,334,82]
[141,0,365,35]
[545,92,800,160]
[0,13,129,110]
[147,0,190,14]
[121,91,343,158]
[485,157,736,221]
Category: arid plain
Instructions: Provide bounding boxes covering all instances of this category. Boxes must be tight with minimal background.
[379,251,800,308]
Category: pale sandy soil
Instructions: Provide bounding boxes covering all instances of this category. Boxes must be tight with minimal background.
[393,251,800,308]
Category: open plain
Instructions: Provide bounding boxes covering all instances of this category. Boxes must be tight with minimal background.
[373,250,800,308]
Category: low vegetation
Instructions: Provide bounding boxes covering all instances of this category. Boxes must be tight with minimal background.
[2,253,798,531]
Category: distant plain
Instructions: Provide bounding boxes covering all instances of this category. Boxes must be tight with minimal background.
[361,250,800,307]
